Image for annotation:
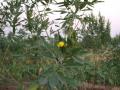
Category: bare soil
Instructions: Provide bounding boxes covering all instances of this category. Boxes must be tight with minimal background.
[0,82,120,90]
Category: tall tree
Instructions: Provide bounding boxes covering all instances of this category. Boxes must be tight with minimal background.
[81,13,111,49]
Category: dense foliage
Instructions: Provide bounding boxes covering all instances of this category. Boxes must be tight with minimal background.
[0,0,120,90]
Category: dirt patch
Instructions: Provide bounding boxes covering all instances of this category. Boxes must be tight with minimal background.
[79,83,120,90]
[0,83,120,90]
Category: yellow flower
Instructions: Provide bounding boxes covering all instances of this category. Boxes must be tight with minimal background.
[57,41,65,48]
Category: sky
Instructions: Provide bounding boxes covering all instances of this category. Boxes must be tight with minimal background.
[93,0,120,37]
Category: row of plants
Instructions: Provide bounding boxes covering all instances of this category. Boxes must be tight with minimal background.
[0,34,120,89]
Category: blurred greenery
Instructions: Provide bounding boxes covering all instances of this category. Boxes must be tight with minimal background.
[0,0,120,90]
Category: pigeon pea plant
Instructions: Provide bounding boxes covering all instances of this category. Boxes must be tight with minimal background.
[0,0,103,90]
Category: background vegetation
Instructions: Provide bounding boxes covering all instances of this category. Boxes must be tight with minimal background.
[0,0,120,90]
